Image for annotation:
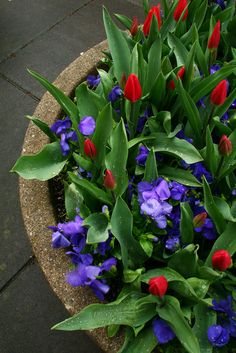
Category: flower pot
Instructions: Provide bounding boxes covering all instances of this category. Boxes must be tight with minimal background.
[19,40,123,353]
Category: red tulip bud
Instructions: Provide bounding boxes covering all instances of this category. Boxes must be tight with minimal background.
[193,212,208,228]
[168,66,185,90]
[173,0,188,22]
[124,73,142,103]
[208,20,221,50]
[210,80,227,106]
[130,16,138,36]
[148,276,168,297]
[218,135,232,156]
[84,139,96,159]
[212,250,232,271]
[143,5,162,36]
[104,170,116,190]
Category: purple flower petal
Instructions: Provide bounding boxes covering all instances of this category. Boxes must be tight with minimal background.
[78,116,96,136]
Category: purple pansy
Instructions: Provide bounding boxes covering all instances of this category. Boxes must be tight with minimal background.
[169,181,188,201]
[78,116,96,136]
[165,236,180,251]
[136,146,149,166]
[108,86,122,103]
[176,129,193,144]
[214,0,225,9]
[50,116,72,135]
[87,74,101,87]
[192,162,213,183]
[51,231,71,248]
[207,325,229,347]
[153,319,175,344]
[210,65,221,75]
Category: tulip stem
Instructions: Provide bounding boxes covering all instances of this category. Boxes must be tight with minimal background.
[215,155,224,179]
[202,105,215,140]
[129,102,137,138]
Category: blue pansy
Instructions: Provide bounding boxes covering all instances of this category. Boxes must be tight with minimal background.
[50,116,72,135]
[78,116,96,136]
[153,319,175,344]
[108,86,122,102]
[87,74,101,87]
[169,181,188,201]
[207,325,229,347]
[136,146,149,166]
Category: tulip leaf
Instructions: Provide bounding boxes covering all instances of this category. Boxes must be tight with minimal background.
[92,103,113,167]
[190,61,236,103]
[167,32,189,66]
[25,115,57,141]
[203,177,226,234]
[76,82,106,118]
[213,197,236,222]
[193,303,216,353]
[114,13,132,31]
[145,37,162,93]
[105,119,128,196]
[150,71,166,108]
[205,222,236,266]
[28,69,78,126]
[156,296,201,353]
[103,7,131,81]
[111,197,147,269]
[144,148,158,182]
[64,182,86,220]
[180,202,194,244]
[118,326,157,353]
[205,126,219,176]
[11,142,67,181]
[159,166,202,187]
[192,0,208,30]
[83,213,110,243]
[68,172,113,206]
[168,244,199,278]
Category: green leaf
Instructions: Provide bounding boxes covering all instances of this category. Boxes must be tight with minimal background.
[92,103,113,167]
[168,244,199,278]
[159,166,202,187]
[190,62,236,103]
[139,239,153,258]
[167,32,189,66]
[64,182,84,219]
[185,41,197,91]
[149,71,166,107]
[105,119,128,196]
[203,177,226,234]
[193,303,216,353]
[175,79,202,143]
[195,39,209,77]
[205,222,236,266]
[28,69,78,125]
[73,153,94,172]
[118,326,157,353]
[76,82,106,118]
[180,202,194,244]
[205,126,219,176]
[83,213,110,243]
[192,0,207,30]
[148,133,203,164]
[144,149,158,182]
[156,296,200,353]
[68,172,113,206]
[53,293,156,330]
[213,197,236,222]
[26,115,57,141]
[227,15,236,48]
[103,7,131,81]
[12,142,67,181]
[114,13,132,30]
[145,37,162,92]
[111,197,146,269]
[197,266,223,281]
[187,277,210,299]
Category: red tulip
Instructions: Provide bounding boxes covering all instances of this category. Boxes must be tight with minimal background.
[148,276,168,297]
[218,135,232,156]
[103,170,116,190]
[208,20,221,50]
[212,250,232,271]
[210,80,227,106]
[168,66,185,90]
[84,139,96,159]
[193,212,208,228]
[143,5,162,36]
[130,16,138,36]
[173,0,188,22]
[124,73,142,103]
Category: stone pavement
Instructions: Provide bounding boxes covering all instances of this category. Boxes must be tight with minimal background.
[0,1,144,352]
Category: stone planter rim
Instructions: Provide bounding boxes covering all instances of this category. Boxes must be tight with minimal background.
[19,40,123,353]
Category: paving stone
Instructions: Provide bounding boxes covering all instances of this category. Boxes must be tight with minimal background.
[0,0,145,99]
[0,77,36,289]
[0,0,92,62]
[0,261,104,353]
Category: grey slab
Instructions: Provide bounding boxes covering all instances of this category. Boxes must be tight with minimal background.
[0,77,36,289]
[0,0,92,62]
[0,261,104,353]
[0,0,145,99]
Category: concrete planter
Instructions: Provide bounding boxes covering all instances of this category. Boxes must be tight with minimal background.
[19,41,123,353]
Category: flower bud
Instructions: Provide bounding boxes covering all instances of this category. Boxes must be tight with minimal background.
[124,73,142,103]
[208,20,221,50]
[143,5,162,36]
[168,66,185,90]
[130,16,138,36]
[218,135,232,156]
[173,0,188,22]
[210,80,227,106]
[104,170,116,190]
[84,139,96,159]
[148,276,168,297]
[193,212,208,228]
[212,250,232,271]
